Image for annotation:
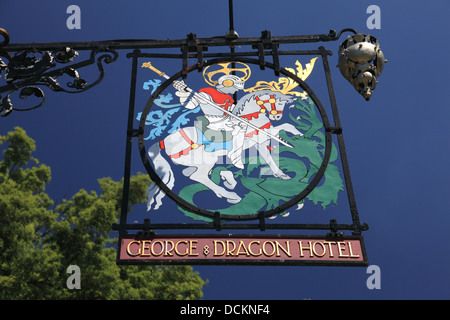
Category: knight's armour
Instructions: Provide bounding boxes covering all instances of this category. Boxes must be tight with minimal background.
[198,87,234,115]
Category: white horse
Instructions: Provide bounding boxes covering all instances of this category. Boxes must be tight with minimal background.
[146,90,302,210]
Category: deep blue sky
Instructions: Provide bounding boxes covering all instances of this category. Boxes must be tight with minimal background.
[1,0,449,300]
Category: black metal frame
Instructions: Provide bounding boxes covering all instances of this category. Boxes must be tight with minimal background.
[0,23,369,266]
[115,33,370,268]
[114,42,368,227]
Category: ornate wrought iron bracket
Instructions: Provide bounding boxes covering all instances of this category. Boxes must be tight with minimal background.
[0,32,119,116]
[0,24,381,117]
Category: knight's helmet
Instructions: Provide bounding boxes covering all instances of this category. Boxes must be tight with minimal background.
[202,62,251,94]
[216,75,245,93]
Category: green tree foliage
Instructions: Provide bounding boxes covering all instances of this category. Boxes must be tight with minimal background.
[0,127,206,300]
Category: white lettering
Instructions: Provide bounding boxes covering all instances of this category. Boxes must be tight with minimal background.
[66,5,81,30]
[66,265,81,289]
[366,264,381,289]
[366,5,381,30]
[180,304,214,317]
[224,305,270,315]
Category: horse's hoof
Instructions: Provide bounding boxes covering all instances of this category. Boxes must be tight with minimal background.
[276,173,291,180]
[226,194,242,204]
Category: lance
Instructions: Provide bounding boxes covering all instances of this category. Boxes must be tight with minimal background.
[142,62,294,148]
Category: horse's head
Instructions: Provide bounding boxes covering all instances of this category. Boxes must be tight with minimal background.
[234,90,293,120]
[258,91,293,121]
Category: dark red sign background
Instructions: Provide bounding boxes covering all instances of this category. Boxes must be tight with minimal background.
[118,235,368,266]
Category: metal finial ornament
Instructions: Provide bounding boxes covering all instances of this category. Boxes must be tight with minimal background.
[338,33,387,101]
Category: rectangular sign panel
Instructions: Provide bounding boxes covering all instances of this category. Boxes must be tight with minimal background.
[118,235,368,266]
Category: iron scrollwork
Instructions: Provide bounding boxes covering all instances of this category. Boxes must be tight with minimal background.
[0,38,118,117]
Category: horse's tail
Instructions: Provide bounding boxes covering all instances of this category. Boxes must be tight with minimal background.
[146,141,175,211]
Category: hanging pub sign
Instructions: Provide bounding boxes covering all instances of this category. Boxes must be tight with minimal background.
[111,30,377,267]
[0,3,386,268]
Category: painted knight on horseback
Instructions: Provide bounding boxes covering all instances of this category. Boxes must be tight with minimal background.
[143,61,304,210]
[173,74,247,169]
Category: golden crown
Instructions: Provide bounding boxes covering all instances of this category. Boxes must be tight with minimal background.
[202,62,251,87]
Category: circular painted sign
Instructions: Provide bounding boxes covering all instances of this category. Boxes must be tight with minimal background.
[138,57,334,222]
